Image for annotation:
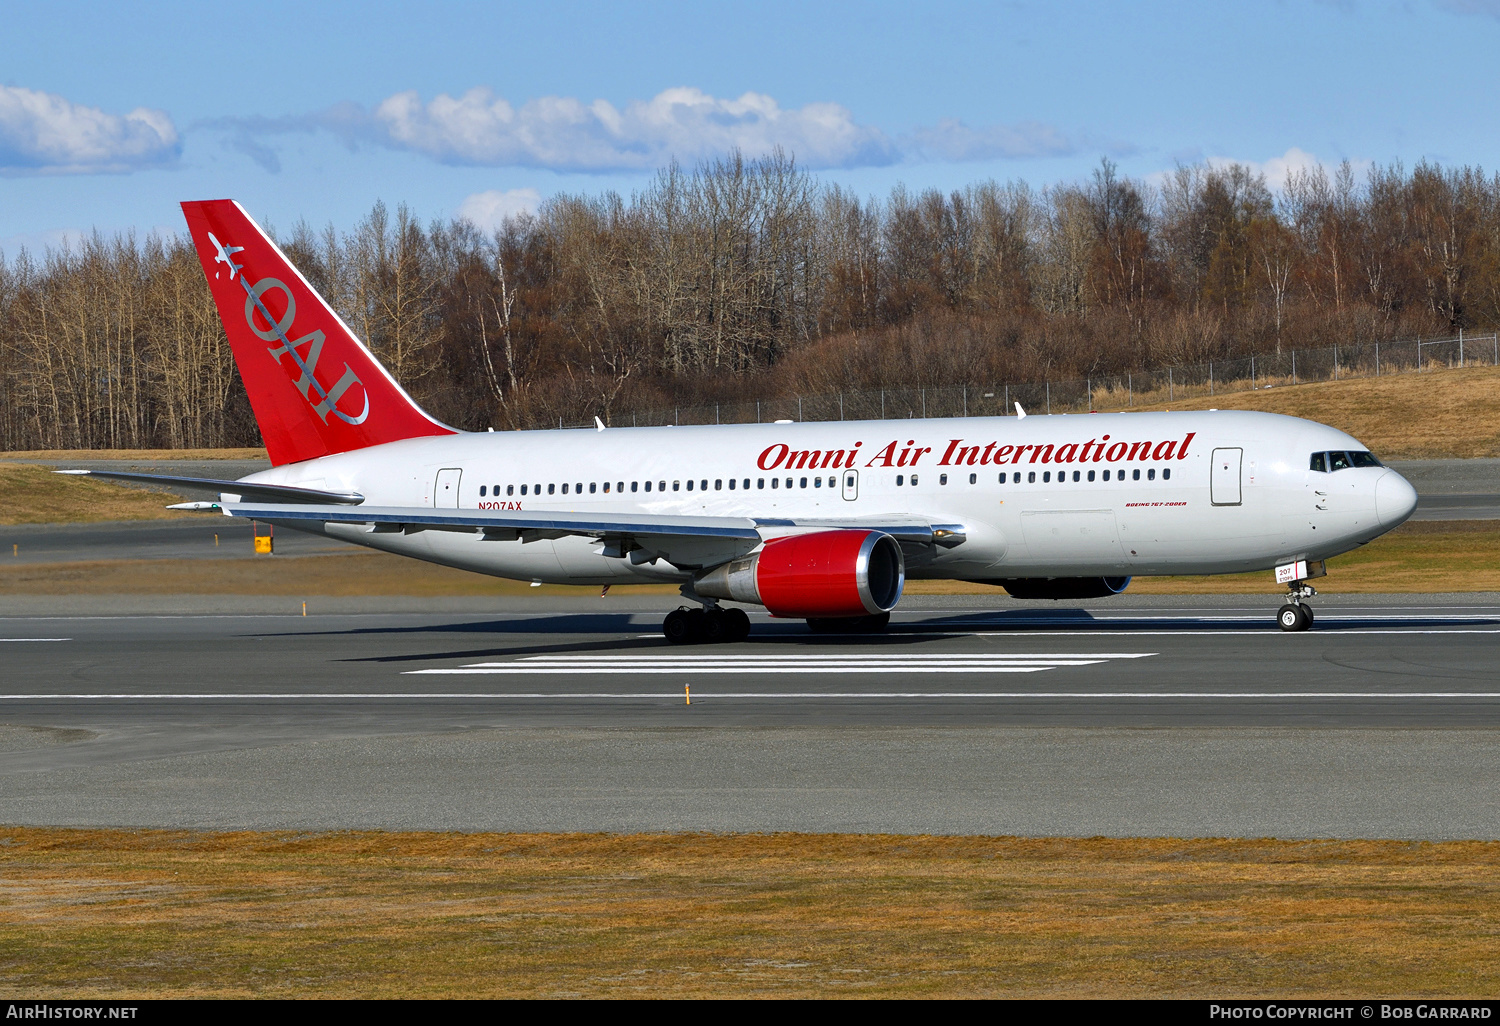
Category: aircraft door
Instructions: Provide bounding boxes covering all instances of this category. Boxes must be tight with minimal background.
[434,468,462,508]
[1210,448,1242,506]
[841,469,859,500]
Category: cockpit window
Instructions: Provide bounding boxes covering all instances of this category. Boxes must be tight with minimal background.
[1328,451,1352,471]
[1350,451,1383,468]
[1310,452,1328,473]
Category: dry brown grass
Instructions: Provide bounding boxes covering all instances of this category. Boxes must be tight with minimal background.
[0,828,1496,998]
[0,448,266,461]
[0,464,192,525]
[1103,363,1500,459]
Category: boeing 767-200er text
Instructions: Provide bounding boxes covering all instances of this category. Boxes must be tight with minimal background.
[62,200,1420,639]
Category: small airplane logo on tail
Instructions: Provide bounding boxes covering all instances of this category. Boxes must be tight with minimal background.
[207,232,244,280]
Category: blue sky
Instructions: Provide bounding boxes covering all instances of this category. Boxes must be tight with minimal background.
[5,0,1500,255]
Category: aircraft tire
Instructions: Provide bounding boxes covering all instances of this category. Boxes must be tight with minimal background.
[723,607,751,642]
[663,608,698,644]
[701,609,729,644]
[1277,604,1310,632]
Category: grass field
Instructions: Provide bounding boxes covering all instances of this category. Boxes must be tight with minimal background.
[0,519,1492,596]
[0,828,1496,998]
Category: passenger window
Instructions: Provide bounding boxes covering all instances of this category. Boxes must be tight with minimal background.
[1043,471,1051,483]
[534,483,541,494]
[846,474,855,488]
[659,481,666,491]
[716,479,723,490]
[1028,471,1036,483]
[744,479,751,489]
[911,474,919,486]
[1087,470,1095,482]
[939,474,948,486]
[814,477,822,488]
[998,473,1006,485]
[1163,468,1171,480]
[602,482,610,493]
[1147,468,1155,480]
[969,473,977,484]
[479,486,487,497]
[1072,471,1080,482]
[1329,451,1352,471]
[799,477,807,488]
[701,480,708,491]
[672,481,680,492]
[728,479,735,490]
[549,483,556,494]
[561,483,568,494]
[896,475,904,486]
[616,482,623,492]
[1351,451,1383,468]
[520,484,528,495]
[507,485,514,496]
[758,478,765,489]
[771,478,778,489]
[576,483,582,493]
[590,483,597,493]
[631,482,639,492]
[1132,469,1141,481]
[785,478,793,488]
[1102,470,1109,481]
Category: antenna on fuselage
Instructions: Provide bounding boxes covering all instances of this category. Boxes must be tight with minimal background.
[1014,402,1027,420]
[594,417,606,432]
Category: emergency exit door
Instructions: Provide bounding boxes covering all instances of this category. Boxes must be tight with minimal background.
[434,468,462,508]
[841,469,859,500]
[1210,448,1242,506]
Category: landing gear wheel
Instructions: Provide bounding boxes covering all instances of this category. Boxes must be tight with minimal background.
[1277,603,1311,632]
[722,607,751,642]
[701,609,728,644]
[663,608,698,644]
[1302,605,1314,625]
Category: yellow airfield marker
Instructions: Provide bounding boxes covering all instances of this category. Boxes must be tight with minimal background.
[685,684,691,706]
[302,602,307,617]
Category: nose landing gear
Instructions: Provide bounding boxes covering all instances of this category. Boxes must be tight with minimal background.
[1277,582,1317,632]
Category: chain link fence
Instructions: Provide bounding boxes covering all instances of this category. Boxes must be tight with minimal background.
[563,332,1500,430]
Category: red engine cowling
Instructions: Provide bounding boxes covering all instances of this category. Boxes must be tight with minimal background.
[693,530,905,618]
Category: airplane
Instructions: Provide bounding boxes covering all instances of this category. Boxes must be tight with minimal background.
[61,199,1420,640]
[206,231,243,280]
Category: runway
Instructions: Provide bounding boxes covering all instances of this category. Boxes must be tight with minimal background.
[1,596,1499,838]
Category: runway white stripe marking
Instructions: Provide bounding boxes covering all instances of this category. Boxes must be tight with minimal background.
[409,652,1156,675]
[409,666,1067,675]
[0,638,68,642]
[0,692,1498,700]
[524,653,1156,661]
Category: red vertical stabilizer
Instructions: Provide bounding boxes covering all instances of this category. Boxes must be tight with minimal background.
[181,199,457,466]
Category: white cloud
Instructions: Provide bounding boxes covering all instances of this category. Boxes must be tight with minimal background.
[457,188,543,231]
[0,86,178,174]
[368,86,897,171]
[905,118,1074,161]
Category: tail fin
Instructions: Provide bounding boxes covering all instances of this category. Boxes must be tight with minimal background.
[181,199,457,466]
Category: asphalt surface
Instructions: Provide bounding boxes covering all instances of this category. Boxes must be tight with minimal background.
[1,595,1499,838]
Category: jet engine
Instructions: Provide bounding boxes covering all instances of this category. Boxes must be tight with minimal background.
[694,530,904,618]
[993,577,1132,600]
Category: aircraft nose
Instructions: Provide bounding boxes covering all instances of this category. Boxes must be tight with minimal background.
[1376,470,1419,527]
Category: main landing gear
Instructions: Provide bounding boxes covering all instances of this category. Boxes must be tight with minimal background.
[663,605,752,645]
[1277,582,1317,632]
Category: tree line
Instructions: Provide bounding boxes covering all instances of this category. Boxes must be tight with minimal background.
[0,150,1495,450]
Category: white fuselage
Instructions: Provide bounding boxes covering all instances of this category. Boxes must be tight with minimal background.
[238,410,1418,586]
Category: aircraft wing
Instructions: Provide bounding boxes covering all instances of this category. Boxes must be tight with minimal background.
[54,470,364,505]
[217,502,964,568]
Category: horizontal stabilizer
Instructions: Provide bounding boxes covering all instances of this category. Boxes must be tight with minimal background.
[54,470,364,505]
